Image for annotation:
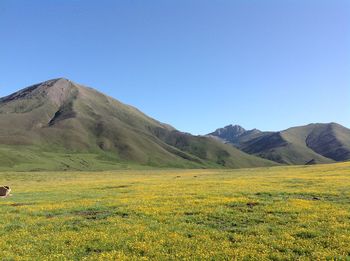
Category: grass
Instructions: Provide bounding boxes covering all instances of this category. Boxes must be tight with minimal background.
[0,162,350,260]
[0,146,155,172]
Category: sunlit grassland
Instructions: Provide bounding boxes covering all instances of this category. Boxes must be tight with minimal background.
[0,162,350,260]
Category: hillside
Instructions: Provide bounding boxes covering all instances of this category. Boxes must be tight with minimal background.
[0,78,276,170]
[209,123,350,165]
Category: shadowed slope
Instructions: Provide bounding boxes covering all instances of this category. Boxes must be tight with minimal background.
[305,123,350,161]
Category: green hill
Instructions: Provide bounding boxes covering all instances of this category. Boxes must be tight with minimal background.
[0,78,276,171]
[209,123,350,165]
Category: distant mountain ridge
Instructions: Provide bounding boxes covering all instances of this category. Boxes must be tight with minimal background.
[208,124,263,144]
[0,78,276,171]
[208,123,350,165]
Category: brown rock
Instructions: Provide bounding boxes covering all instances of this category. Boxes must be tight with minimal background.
[0,186,11,198]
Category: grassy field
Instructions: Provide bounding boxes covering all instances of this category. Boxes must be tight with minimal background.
[0,163,350,260]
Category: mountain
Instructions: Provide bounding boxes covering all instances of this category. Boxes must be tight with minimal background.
[208,123,350,165]
[208,124,263,144]
[0,78,276,171]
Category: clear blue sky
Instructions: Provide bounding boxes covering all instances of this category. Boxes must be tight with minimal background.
[0,0,349,134]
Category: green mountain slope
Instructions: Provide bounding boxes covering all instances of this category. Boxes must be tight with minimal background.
[209,123,350,165]
[0,78,276,170]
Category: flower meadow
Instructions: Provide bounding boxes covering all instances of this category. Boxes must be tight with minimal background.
[0,163,350,260]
